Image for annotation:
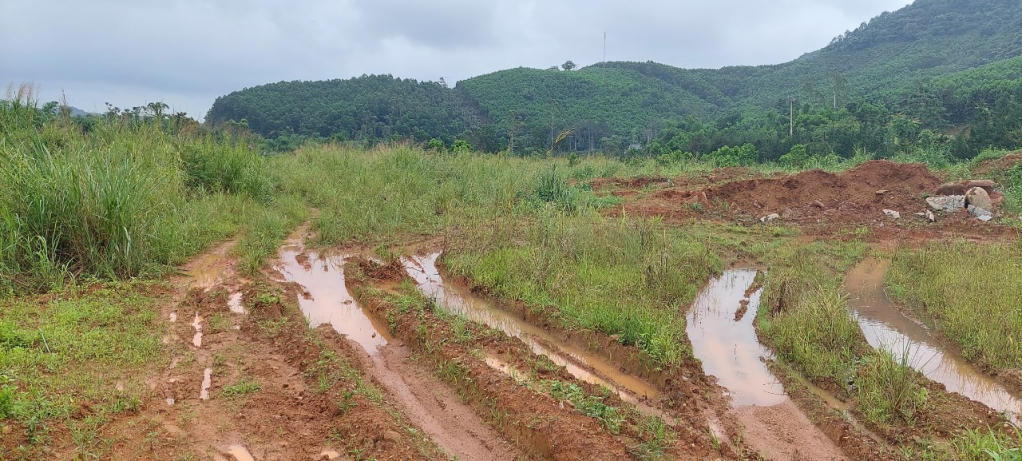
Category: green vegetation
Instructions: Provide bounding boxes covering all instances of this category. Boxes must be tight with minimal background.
[207,0,1022,164]
[887,242,1022,371]
[760,243,866,385]
[445,212,721,367]
[0,87,302,293]
[0,282,161,456]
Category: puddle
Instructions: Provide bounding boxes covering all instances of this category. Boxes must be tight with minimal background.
[200,368,212,400]
[318,450,342,460]
[228,292,246,314]
[191,313,203,348]
[846,259,1022,425]
[274,244,391,355]
[403,253,659,403]
[686,270,787,407]
[183,248,233,290]
[169,312,177,323]
[166,397,175,406]
[226,445,255,461]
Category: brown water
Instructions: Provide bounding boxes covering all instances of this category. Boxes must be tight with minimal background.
[846,259,1022,425]
[191,313,203,348]
[227,292,245,314]
[403,253,660,402]
[200,367,212,400]
[273,244,391,355]
[686,270,787,407]
[226,445,255,461]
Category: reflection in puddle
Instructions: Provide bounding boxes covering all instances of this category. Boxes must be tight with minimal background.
[846,259,1022,425]
[274,244,391,355]
[191,313,203,348]
[686,270,787,407]
[228,292,246,314]
[200,368,212,400]
[403,253,659,403]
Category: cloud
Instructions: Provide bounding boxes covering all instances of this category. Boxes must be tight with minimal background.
[0,0,912,120]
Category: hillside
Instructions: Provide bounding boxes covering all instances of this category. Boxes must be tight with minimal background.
[207,0,1022,158]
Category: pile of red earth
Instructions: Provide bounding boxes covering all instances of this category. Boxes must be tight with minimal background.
[702,160,942,225]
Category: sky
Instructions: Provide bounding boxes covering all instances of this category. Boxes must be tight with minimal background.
[0,0,913,120]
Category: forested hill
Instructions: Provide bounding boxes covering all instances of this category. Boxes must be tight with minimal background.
[207,0,1022,160]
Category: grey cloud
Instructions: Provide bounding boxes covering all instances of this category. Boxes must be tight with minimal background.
[0,0,912,119]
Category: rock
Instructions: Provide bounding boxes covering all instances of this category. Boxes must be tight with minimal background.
[760,213,780,223]
[926,195,966,213]
[811,200,825,209]
[926,210,936,223]
[609,334,621,342]
[968,205,994,222]
[936,182,967,196]
[383,430,401,443]
[883,209,901,220]
[875,190,890,195]
[966,179,997,194]
[965,187,993,211]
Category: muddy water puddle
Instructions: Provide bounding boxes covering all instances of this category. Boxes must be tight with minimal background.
[191,313,203,348]
[226,445,254,461]
[403,253,659,403]
[686,270,787,406]
[846,259,1022,424]
[274,244,391,355]
[200,367,213,400]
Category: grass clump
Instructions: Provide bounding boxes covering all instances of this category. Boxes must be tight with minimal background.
[855,346,928,425]
[446,210,720,367]
[887,242,1022,371]
[0,94,275,293]
[759,243,866,385]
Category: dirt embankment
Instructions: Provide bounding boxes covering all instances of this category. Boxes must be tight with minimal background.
[346,258,653,461]
[600,160,1016,240]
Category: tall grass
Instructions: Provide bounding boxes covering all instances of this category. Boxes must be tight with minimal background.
[760,244,867,385]
[0,94,274,293]
[887,242,1022,371]
[266,144,622,244]
[445,208,721,366]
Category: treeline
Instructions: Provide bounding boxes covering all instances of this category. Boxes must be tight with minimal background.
[204,0,1022,160]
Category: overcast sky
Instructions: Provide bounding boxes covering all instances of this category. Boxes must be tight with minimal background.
[1,0,913,120]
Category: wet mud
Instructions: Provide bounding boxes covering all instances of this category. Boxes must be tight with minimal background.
[272,241,391,354]
[846,258,1022,425]
[687,269,848,460]
[403,252,660,403]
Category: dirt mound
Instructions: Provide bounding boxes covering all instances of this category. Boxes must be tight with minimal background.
[974,153,1022,175]
[706,160,941,225]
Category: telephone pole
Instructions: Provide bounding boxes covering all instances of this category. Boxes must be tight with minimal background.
[603,32,607,62]
[789,96,794,137]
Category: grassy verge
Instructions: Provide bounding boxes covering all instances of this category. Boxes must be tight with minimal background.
[0,282,165,459]
[444,210,722,367]
[886,242,1022,373]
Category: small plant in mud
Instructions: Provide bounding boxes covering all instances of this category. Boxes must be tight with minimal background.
[630,415,674,460]
[546,380,625,434]
[221,379,261,399]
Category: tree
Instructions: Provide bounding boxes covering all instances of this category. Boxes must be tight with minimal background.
[561,61,576,71]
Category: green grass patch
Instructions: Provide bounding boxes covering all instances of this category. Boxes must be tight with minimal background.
[446,211,721,367]
[0,282,162,454]
[887,242,1022,370]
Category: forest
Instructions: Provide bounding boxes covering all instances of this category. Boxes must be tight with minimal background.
[203,0,1022,163]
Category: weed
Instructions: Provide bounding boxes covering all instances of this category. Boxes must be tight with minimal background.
[221,379,261,399]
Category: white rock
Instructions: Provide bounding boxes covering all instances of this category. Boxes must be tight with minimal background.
[883,209,901,219]
[926,195,966,213]
[760,213,780,223]
[968,205,994,222]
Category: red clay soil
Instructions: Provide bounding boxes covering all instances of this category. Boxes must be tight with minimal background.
[344,258,764,461]
[601,160,1017,241]
[974,153,1022,175]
